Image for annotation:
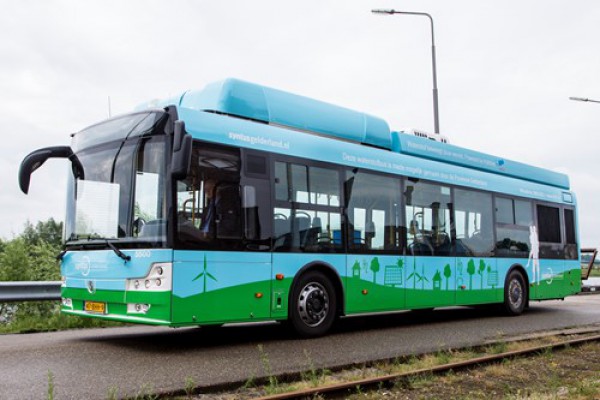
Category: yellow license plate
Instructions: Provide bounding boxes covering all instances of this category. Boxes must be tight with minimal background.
[84,301,106,314]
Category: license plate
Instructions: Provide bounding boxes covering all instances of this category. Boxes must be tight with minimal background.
[84,301,106,314]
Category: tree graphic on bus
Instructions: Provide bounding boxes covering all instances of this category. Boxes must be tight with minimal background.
[467,259,476,290]
[478,259,486,289]
[370,257,380,284]
[443,263,452,291]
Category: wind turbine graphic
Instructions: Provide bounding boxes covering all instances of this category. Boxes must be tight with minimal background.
[192,254,217,293]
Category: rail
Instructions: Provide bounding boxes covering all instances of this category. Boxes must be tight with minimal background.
[0,281,61,302]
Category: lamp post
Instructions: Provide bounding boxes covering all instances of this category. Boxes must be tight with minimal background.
[569,96,600,104]
[372,8,440,134]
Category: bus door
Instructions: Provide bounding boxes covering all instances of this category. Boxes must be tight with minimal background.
[404,182,455,309]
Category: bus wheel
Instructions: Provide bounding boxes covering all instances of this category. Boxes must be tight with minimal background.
[503,270,527,316]
[290,271,337,338]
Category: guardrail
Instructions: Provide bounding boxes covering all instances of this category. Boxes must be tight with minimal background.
[0,281,61,302]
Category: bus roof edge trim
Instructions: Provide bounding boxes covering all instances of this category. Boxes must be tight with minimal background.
[392,132,570,190]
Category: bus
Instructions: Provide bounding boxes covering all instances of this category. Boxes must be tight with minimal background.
[19,78,581,337]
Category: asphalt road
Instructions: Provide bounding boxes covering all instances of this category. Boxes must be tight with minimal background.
[2,295,600,399]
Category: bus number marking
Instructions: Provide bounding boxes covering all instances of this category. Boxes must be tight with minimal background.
[135,250,152,258]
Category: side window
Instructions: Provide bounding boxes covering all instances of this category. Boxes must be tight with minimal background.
[405,179,452,256]
[454,189,494,257]
[494,197,532,258]
[176,143,242,249]
[345,170,402,253]
[273,161,342,252]
[564,208,577,260]
[537,205,561,243]
[536,204,564,259]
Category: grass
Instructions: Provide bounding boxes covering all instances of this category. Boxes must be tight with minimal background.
[47,370,54,400]
[257,344,281,395]
[198,332,600,400]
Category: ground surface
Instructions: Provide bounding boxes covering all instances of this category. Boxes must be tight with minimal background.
[1,295,600,399]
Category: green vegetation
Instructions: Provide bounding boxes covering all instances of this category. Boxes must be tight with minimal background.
[0,219,123,334]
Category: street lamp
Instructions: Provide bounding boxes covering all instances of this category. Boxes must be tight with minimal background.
[372,8,440,134]
[569,96,600,104]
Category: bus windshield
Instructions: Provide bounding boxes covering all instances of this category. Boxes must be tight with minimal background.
[64,112,168,248]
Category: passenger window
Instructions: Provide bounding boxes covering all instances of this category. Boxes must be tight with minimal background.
[405,180,452,256]
[345,170,402,253]
[564,208,577,260]
[273,161,342,252]
[454,189,494,257]
[537,205,561,243]
[536,204,564,259]
[494,196,532,258]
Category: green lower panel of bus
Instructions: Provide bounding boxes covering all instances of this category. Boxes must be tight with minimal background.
[172,279,273,325]
[346,277,503,313]
[61,287,172,325]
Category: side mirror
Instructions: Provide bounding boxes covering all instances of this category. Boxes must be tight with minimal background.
[171,120,192,180]
[19,146,83,194]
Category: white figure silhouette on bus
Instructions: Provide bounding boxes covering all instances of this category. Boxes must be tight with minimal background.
[527,225,540,285]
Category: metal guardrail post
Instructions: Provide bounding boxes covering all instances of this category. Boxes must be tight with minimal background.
[0,281,62,302]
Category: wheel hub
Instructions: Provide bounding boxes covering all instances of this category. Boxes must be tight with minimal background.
[298,282,329,327]
[509,279,523,308]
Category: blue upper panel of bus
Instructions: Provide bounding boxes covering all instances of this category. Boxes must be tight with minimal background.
[178,79,392,149]
[139,78,570,191]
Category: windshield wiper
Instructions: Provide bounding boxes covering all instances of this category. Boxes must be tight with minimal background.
[56,249,68,261]
[106,240,131,262]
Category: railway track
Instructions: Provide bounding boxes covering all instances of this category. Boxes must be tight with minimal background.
[250,331,600,400]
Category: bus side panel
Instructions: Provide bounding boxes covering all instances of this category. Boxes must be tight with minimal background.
[455,257,501,305]
[171,251,271,325]
[346,255,406,313]
[531,259,581,299]
[405,256,456,309]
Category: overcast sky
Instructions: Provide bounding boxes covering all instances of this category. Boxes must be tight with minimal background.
[1,1,599,247]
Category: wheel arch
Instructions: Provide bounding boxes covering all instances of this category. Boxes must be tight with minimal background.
[289,261,345,317]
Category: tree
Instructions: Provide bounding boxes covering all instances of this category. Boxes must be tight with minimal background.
[466,259,476,290]
[370,257,380,284]
[0,238,33,281]
[21,218,63,248]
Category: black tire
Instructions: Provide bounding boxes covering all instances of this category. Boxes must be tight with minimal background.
[503,270,527,316]
[289,271,337,338]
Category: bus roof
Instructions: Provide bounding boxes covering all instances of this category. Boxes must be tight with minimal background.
[140,78,569,191]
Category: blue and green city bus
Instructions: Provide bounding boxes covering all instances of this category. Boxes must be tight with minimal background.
[19,79,581,337]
